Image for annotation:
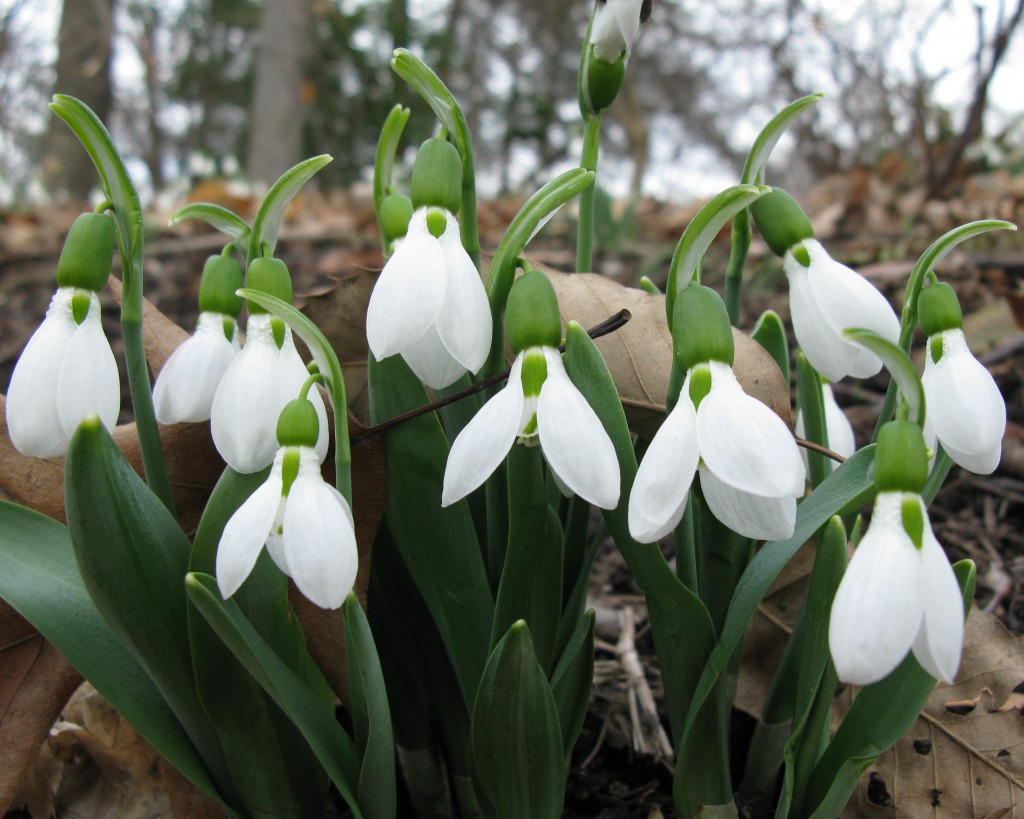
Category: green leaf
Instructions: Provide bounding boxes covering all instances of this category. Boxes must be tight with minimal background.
[248,155,332,262]
[665,184,771,321]
[368,353,494,705]
[549,610,596,761]
[343,593,397,819]
[169,203,251,244]
[186,572,366,818]
[750,309,790,384]
[843,328,925,426]
[64,417,232,794]
[471,621,564,819]
[373,104,411,213]
[0,502,235,815]
[741,94,825,185]
[796,353,830,487]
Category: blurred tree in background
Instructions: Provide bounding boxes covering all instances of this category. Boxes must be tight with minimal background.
[0,0,1021,206]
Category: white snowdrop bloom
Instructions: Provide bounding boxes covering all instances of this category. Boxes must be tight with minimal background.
[591,0,644,61]
[153,312,241,424]
[795,382,856,470]
[366,208,491,389]
[216,446,357,610]
[829,492,964,685]
[923,329,1005,474]
[7,287,119,457]
[442,346,620,509]
[211,314,327,473]
[783,239,900,382]
[629,361,805,544]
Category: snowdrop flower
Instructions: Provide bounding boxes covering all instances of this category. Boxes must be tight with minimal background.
[7,213,119,458]
[7,287,120,457]
[829,421,964,685]
[153,253,243,424]
[919,282,1005,474]
[629,285,805,543]
[443,270,619,509]
[752,189,899,382]
[795,381,856,469]
[591,0,645,62]
[217,399,357,610]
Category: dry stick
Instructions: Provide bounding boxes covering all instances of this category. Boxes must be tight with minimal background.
[614,607,675,765]
[352,309,632,442]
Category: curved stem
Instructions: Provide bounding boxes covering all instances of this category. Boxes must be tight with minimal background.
[576,114,603,273]
[723,211,751,326]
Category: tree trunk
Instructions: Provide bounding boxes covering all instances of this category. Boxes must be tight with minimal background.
[246,0,311,185]
[41,0,115,203]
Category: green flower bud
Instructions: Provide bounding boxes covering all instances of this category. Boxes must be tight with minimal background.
[749,189,815,259]
[276,397,320,448]
[507,269,562,353]
[198,255,244,317]
[245,257,293,315]
[56,213,116,292]
[379,193,414,248]
[672,284,735,371]
[918,282,963,337]
[583,54,625,114]
[411,138,462,215]
[875,420,928,494]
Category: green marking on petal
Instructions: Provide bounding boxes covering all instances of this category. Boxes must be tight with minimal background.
[271,317,286,350]
[520,349,548,398]
[426,207,448,239]
[71,291,92,325]
[930,336,944,365]
[281,448,301,496]
[791,241,811,268]
[901,495,925,550]
[222,317,235,343]
[688,364,712,409]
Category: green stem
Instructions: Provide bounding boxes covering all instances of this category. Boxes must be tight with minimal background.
[576,114,603,273]
[723,210,751,327]
[675,492,700,595]
[796,355,831,488]
[923,445,953,506]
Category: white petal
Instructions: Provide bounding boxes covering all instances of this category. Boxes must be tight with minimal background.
[609,0,642,51]
[537,349,620,510]
[216,471,283,599]
[785,257,860,382]
[828,493,924,685]
[697,362,805,498]
[401,324,468,390]
[57,307,120,438]
[6,289,78,457]
[283,475,358,610]
[923,330,1005,474]
[700,469,797,541]
[211,317,282,473]
[822,383,857,458]
[442,355,525,506]
[435,219,492,374]
[153,313,238,424]
[277,333,329,464]
[912,521,964,683]
[628,398,699,543]
[365,212,446,361]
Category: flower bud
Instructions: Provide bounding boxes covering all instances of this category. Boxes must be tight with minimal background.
[672,284,734,371]
[198,255,244,318]
[379,193,414,249]
[276,397,320,448]
[582,55,625,114]
[750,189,815,260]
[874,420,929,494]
[410,138,462,215]
[507,269,562,353]
[56,213,116,293]
[245,257,293,315]
[918,282,963,337]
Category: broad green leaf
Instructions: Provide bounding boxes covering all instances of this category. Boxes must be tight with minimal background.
[549,610,596,761]
[64,417,232,794]
[741,94,825,185]
[471,621,564,819]
[751,309,790,384]
[665,184,770,321]
[169,203,251,244]
[248,155,332,262]
[843,328,925,426]
[186,572,365,818]
[373,104,411,213]
[342,593,397,819]
[0,502,235,815]
[368,353,494,705]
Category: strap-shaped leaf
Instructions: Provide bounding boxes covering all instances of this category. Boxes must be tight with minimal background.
[843,328,925,427]
[248,155,332,262]
[373,104,411,214]
[186,572,366,817]
[471,621,564,819]
[550,610,596,761]
[741,94,825,185]
[796,352,830,487]
[0,502,236,815]
[169,203,251,244]
[751,309,790,384]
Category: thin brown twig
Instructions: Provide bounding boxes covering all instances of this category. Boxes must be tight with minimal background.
[795,437,846,464]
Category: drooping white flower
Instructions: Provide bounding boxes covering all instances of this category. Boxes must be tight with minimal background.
[216,446,357,610]
[211,314,327,473]
[442,346,620,509]
[783,239,900,382]
[795,381,856,470]
[6,287,119,457]
[922,329,1005,474]
[366,208,491,389]
[629,361,805,543]
[153,312,241,424]
[829,492,964,685]
[591,0,644,62]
